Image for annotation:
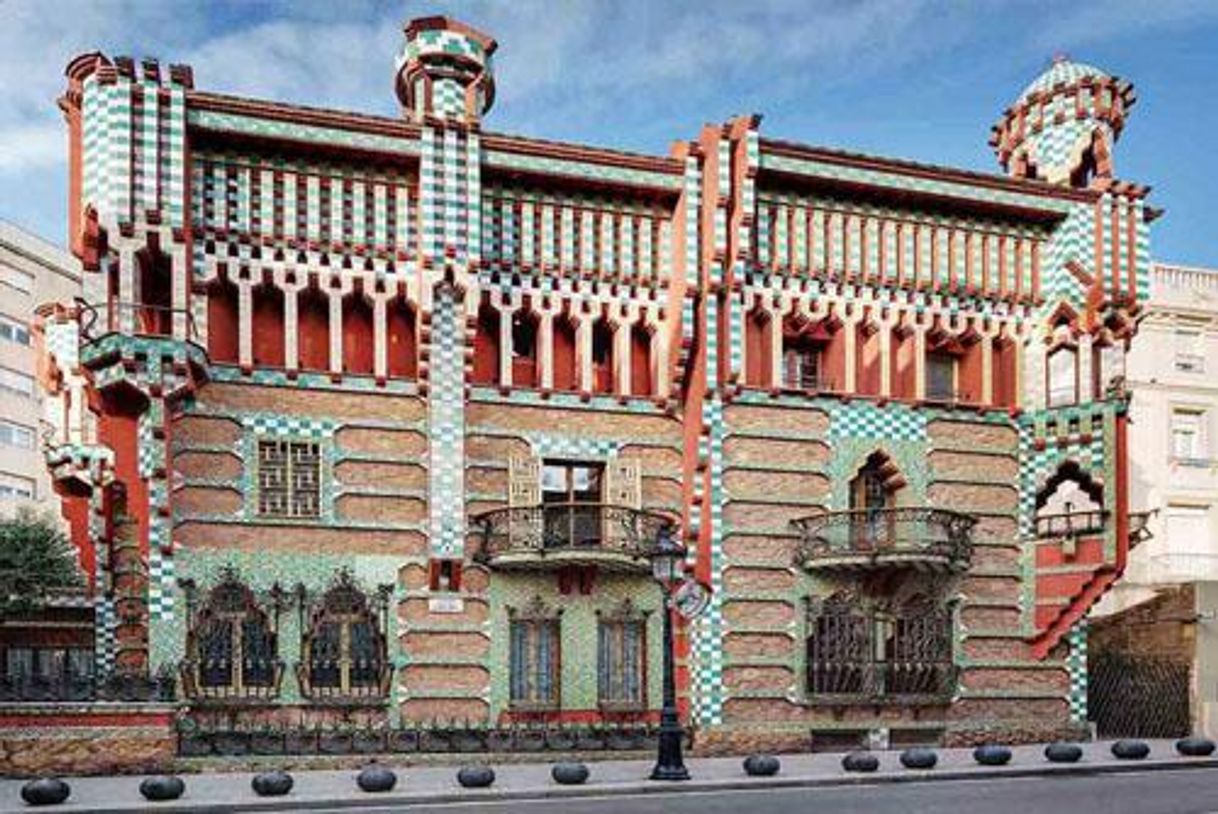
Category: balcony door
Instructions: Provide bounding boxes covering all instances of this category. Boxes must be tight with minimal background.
[542,461,604,548]
[850,456,895,551]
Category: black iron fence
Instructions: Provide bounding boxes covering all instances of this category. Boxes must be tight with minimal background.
[0,668,175,703]
[1089,652,1190,739]
[176,721,686,758]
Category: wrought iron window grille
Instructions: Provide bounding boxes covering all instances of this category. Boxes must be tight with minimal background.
[179,568,286,704]
[295,570,393,704]
[804,594,956,704]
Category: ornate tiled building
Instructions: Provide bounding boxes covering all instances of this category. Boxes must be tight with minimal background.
[23,21,1154,762]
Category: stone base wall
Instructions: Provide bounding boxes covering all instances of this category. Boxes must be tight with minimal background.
[0,705,175,777]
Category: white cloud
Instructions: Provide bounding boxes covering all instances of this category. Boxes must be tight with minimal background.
[0,0,1213,247]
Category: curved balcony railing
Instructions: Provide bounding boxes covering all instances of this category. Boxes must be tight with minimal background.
[470,503,676,573]
[792,507,975,572]
[178,658,284,704]
[77,299,199,344]
[295,659,393,706]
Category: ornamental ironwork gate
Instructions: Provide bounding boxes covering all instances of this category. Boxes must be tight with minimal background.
[1088,653,1190,739]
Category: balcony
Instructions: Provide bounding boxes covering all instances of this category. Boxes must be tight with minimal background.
[792,507,975,573]
[178,658,284,705]
[1034,509,1109,539]
[471,503,675,573]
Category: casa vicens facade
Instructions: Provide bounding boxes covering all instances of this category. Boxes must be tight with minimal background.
[15,15,1156,769]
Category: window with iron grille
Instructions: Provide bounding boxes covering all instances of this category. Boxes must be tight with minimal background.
[509,618,560,709]
[256,439,320,518]
[782,343,822,390]
[183,572,281,700]
[300,573,389,701]
[806,595,953,700]
[598,620,644,708]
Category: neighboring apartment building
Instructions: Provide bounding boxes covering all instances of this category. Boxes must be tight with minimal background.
[0,221,82,518]
[1091,262,1218,738]
[16,18,1155,767]
[1126,262,1218,590]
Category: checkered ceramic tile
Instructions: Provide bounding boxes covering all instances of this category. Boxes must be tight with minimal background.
[829,401,927,442]
[1065,620,1088,722]
[428,286,466,556]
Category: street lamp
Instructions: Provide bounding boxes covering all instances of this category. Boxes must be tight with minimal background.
[649,524,690,781]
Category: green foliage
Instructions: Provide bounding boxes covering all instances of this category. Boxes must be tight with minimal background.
[0,509,83,614]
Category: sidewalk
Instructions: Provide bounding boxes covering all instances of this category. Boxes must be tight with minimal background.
[3,739,1215,813]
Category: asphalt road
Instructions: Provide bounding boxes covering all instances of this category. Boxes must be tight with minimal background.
[304,768,1218,814]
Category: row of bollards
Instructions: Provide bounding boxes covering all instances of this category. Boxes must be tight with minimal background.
[17,737,1218,805]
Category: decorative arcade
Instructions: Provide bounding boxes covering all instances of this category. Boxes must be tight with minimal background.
[5,17,1157,772]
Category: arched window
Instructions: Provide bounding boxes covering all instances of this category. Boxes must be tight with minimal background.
[1035,461,1106,538]
[251,282,285,368]
[298,571,391,702]
[472,300,500,385]
[630,323,652,397]
[341,292,374,375]
[297,286,330,372]
[849,452,902,551]
[1047,343,1079,408]
[206,275,239,364]
[591,316,614,394]
[136,247,173,336]
[386,296,417,379]
[181,569,282,701]
[511,310,539,388]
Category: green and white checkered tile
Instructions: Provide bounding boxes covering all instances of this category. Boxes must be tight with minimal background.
[527,435,622,459]
[1066,620,1088,722]
[429,286,466,556]
[829,401,927,442]
[245,414,335,438]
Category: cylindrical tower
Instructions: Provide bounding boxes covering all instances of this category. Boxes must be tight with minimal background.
[394,15,497,125]
[991,55,1136,187]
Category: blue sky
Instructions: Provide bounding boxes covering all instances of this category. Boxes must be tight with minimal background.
[2,0,1216,265]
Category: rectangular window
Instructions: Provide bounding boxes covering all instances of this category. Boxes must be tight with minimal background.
[541,461,604,546]
[925,352,957,401]
[0,472,34,500]
[1172,409,1207,463]
[1165,505,1211,559]
[256,439,321,518]
[598,620,644,708]
[0,315,30,346]
[0,420,35,449]
[0,267,32,295]
[782,346,822,390]
[1175,329,1205,373]
[509,619,560,708]
[0,366,34,397]
[1047,347,1078,407]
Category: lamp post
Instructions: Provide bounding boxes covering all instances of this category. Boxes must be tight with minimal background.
[649,525,690,781]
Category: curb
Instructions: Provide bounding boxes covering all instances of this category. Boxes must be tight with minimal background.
[47,756,1218,814]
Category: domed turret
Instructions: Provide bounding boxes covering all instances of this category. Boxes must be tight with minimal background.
[991,55,1136,187]
[394,16,497,125]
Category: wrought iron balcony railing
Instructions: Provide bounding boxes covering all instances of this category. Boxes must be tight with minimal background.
[471,503,676,572]
[178,658,284,704]
[1034,509,1109,539]
[77,299,199,344]
[296,659,393,705]
[792,507,975,572]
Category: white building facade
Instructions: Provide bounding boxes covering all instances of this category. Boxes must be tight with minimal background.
[0,221,82,520]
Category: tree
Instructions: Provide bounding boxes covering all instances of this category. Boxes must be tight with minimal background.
[0,510,83,615]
